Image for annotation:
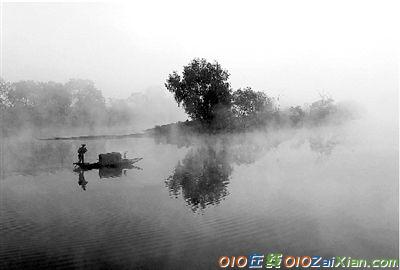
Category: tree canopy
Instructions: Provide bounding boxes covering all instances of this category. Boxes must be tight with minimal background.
[1,78,119,135]
[165,59,281,130]
[232,87,273,117]
[165,58,232,123]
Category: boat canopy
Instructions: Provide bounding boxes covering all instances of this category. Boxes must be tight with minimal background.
[98,152,122,166]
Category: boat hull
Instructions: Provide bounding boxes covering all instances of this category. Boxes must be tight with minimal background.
[73,158,142,170]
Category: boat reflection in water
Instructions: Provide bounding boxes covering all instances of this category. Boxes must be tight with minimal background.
[98,165,142,179]
[74,163,142,190]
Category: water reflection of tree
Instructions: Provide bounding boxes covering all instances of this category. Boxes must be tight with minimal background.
[161,130,342,211]
[165,146,232,212]
[4,140,74,175]
[308,135,339,158]
[227,139,280,165]
[162,133,284,212]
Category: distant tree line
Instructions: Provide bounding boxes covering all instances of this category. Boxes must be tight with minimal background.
[165,58,350,133]
[0,78,137,136]
[1,59,352,137]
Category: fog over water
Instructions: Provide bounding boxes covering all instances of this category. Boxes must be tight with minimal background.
[1,113,398,268]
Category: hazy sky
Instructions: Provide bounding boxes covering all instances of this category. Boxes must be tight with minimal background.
[1,0,398,110]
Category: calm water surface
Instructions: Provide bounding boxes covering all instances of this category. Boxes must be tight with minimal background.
[1,119,398,269]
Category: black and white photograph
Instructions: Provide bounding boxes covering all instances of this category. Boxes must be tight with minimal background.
[0,0,398,269]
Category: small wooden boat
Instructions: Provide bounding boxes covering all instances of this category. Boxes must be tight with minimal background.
[74,157,143,170]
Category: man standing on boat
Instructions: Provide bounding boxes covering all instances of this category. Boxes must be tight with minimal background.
[78,144,87,164]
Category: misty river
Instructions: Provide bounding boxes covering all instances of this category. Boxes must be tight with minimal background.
[0,118,398,269]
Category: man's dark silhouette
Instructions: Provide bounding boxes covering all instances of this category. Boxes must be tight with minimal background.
[78,144,87,163]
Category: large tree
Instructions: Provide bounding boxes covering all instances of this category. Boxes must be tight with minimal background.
[165,58,232,124]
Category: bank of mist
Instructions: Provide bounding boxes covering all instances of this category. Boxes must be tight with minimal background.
[0,78,186,138]
[1,77,357,140]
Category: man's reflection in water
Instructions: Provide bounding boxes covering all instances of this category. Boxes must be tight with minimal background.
[78,171,88,190]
